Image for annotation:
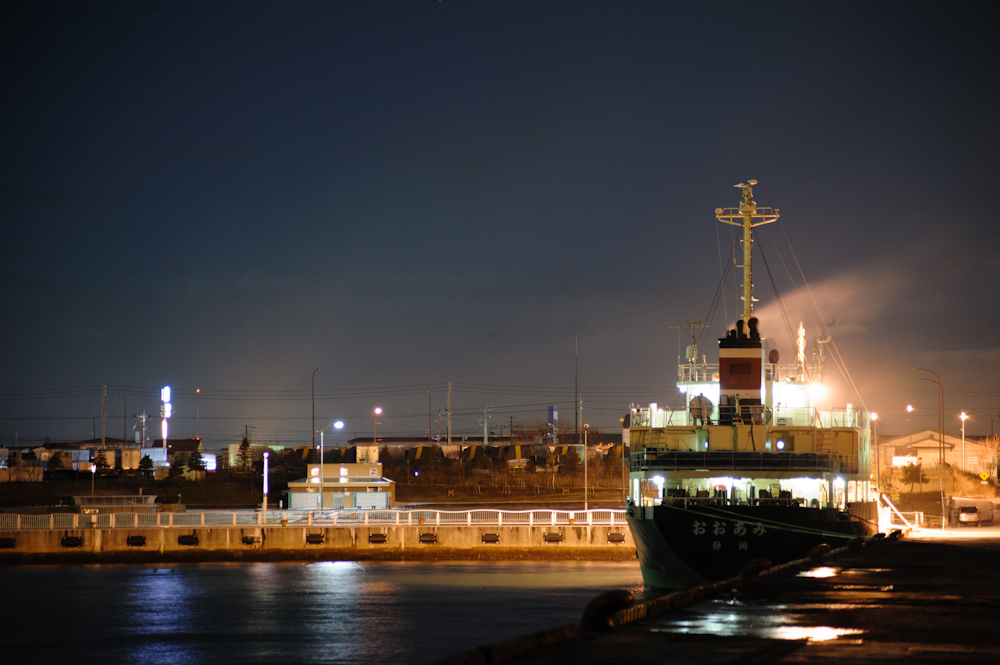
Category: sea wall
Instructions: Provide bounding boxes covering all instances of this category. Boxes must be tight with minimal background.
[0,524,635,564]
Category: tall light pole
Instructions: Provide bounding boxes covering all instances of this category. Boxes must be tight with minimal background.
[913,368,944,465]
[583,423,589,511]
[312,369,320,454]
[374,407,382,460]
[317,420,345,466]
[961,412,968,471]
[907,404,914,449]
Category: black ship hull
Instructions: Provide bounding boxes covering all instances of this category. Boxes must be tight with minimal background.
[626,500,877,589]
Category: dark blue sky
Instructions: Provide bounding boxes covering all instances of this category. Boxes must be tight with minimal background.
[3,2,1000,449]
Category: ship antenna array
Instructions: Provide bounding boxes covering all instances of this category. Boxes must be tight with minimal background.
[670,321,707,362]
[715,179,779,322]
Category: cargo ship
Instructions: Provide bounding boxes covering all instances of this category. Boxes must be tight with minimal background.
[625,181,878,589]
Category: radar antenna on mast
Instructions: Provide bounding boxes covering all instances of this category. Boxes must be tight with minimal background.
[715,180,779,322]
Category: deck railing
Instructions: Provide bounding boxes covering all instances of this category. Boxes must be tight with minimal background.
[631,450,859,474]
[0,508,627,531]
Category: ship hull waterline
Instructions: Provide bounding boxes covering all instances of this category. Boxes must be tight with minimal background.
[626,500,877,590]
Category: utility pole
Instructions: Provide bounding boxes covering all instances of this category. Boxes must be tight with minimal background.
[479,406,492,446]
[510,415,516,443]
[428,390,432,442]
[137,411,147,447]
[447,382,452,445]
[119,393,127,448]
[101,385,106,447]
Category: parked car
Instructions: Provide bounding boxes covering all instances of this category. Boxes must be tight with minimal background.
[958,505,981,527]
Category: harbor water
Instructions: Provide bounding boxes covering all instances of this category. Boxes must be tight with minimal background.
[4,560,644,665]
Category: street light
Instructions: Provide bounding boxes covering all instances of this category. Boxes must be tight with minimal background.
[374,407,382,452]
[906,404,914,449]
[315,420,345,510]
[913,368,944,464]
[961,412,969,472]
[318,420,345,460]
[583,423,589,511]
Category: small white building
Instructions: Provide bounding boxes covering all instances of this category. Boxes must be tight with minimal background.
[879,429,988,473]
[286,463,395,510]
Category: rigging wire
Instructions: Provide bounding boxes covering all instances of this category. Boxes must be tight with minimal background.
[697,234,739,353]
[775,219,867,410]
[715,218,729,326]
[752,226,798,350]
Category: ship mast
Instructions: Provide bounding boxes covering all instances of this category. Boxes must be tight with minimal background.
[715,180,779,322]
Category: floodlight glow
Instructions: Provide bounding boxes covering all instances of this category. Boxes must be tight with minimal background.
[161,419,168,442]
[374,407,382,415]
[334,420,344,430]
[776,439,785,450]
[652,475,665,488]
[163,403,172,419]
[871,412,878,421]
[907,404,913,413]
[161,386,171,403]
[809,383,827,400]
[340,467,348,476]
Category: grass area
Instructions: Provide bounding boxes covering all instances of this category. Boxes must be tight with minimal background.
[0,475,627,510]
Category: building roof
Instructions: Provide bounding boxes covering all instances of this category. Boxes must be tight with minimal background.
[153,438,204,453]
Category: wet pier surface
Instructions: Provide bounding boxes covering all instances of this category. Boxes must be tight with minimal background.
[505,536,1000,664]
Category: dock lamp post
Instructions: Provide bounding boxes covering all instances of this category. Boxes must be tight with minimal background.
[374,407,382,449]
[583,424,589,511]
[961,412,969,472]
[913,368,944,464]
[262,451,269,522]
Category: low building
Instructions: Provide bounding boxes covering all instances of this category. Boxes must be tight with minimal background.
[286,462,395,510]
[879,429,988,473]
[73,494,159,514]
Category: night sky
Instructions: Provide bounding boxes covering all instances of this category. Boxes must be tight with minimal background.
[3,2,1000,450]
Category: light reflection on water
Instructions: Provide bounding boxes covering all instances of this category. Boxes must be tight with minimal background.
[649,597,864,643]
[2,560,643,665]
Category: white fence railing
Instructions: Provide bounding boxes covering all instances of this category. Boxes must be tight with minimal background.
[0,509,627,531]
[889,510,924,527]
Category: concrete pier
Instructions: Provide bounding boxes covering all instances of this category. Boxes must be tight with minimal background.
[432,534,1000,664]
[0,523,634,564]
